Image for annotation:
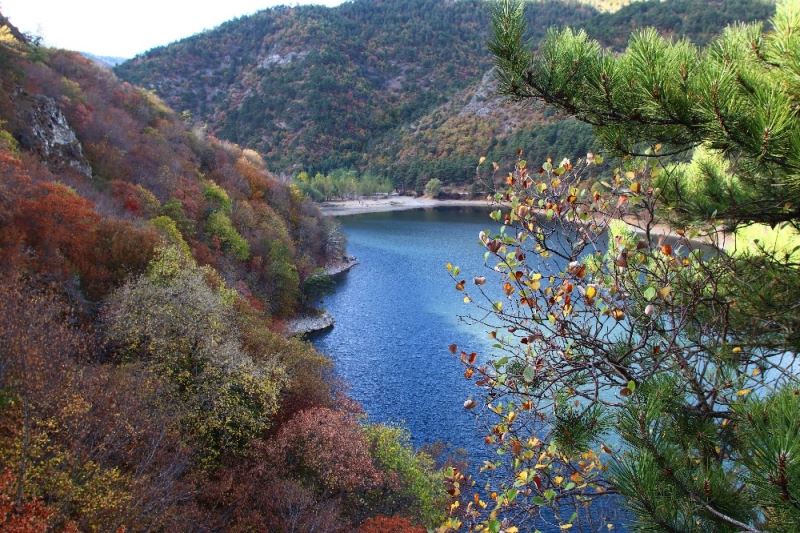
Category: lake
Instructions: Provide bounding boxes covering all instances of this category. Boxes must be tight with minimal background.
[313,207,497,464]
[313,206,627,530]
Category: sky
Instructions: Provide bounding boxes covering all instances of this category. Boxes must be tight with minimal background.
[1,1,345,58]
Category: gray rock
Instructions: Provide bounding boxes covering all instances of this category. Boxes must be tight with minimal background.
[17,92,92,178]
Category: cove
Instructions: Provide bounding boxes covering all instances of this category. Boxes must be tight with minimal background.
[313,206,498,467]
[312,206,629,530]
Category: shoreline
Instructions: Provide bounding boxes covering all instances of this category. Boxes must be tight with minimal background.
[319,195,489,216]
[319,195,728,249]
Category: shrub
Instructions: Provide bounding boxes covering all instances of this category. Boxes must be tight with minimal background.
[423,178,442,198]
[206,210,250,260]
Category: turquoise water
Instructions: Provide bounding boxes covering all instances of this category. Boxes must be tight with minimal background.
[312,206,627,529]
[313,207,498,464]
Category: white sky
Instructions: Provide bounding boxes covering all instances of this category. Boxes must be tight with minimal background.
[1,1,345,58]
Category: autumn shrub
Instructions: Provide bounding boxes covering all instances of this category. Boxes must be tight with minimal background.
[363,425,448,527]
[0,470,56,533]
[0,279,133,530]
[103,245,284,465]
[13,181,100,281]
[88,218,159,298]
[358,515,426,533]
[269,407,384,496]
[110,179,161,217]
[197,468,346,533]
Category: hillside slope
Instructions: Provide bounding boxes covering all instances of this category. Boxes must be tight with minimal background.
[116,0,774,186]
[0,16,449,531]
[115,0,597,173]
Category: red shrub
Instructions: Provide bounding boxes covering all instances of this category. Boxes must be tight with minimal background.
[0,470,56,533]
[358,515,426,533]
[269,407,384,494]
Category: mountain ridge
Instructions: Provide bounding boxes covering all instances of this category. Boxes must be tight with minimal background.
[115,0,775,188]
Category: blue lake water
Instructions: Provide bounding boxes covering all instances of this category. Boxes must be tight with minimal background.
[313,207,497,464]
[313,206,627,530]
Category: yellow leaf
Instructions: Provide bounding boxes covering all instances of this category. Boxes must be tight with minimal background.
[752,367,761,376]
[560,524,574,530]
[737,388,752,397]
[479,156,487,165]
[585,285,597,299]
[554,475,564,485]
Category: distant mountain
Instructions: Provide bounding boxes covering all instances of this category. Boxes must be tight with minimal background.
[116,0,774,189]
[80,51,128,68]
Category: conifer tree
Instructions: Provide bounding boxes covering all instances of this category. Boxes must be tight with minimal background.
[442,1,800,530]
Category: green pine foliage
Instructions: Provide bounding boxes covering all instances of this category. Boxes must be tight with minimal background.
[483,1,800,530]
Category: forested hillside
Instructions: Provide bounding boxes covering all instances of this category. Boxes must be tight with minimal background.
[116,0,774,190]
[0,21,447,531]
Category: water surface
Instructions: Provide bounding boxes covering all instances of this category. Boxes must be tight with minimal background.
[313,206,628,530]
[314,207,497,465]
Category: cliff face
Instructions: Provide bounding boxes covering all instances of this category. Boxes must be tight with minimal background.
[17,92,92,178]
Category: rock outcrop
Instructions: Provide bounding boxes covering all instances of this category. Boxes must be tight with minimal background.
[16,92,92,178]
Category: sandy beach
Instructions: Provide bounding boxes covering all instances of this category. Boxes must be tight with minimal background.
[319,195,490,216]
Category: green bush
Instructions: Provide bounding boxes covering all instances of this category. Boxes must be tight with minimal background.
[363,424,447,527]
[202,179,232,213]
[424,178,442,198]
[206,210,250,260]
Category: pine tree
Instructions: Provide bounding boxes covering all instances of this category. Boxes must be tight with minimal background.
[444,1,800,530]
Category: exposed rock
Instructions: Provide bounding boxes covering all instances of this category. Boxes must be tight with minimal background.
[325,255,358,277]
[258,50,309,69]
[16,92,92,178]
[286,310,335,337]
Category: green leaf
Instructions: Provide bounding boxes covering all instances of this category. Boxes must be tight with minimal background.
[523,365,536,383]
[532,496,547,506]
[644,286,657,300]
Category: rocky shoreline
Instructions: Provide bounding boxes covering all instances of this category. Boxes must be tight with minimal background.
[285,256,359,336]
[325,255,358,277]
[285,310,335,337]
[320,195,490,217]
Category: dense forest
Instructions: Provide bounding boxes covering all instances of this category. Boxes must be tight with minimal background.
[0,21,449,531]
[116,0,774,190]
